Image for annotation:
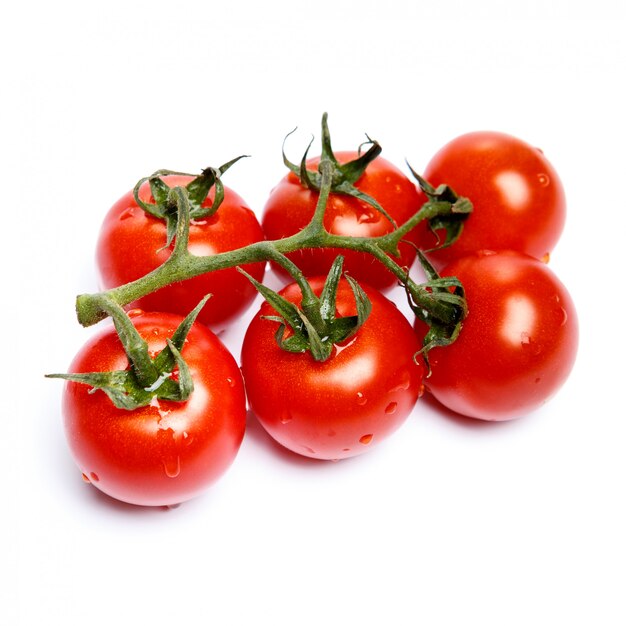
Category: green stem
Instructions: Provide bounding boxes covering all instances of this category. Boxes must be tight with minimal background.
[76,226,457,328]
[303,158,335,236]
[75,160,466,330]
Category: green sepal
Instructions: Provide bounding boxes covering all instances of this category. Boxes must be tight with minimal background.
[407,164,473,250]
[238,270,304,334]
[131,155,248,248]
[238,255,372,362]
[153,294,211,372]
[344,274,372,336]
[406,251,467,373]
[46,295,211,410]
[282,113,396,227]
[46,370,154,411]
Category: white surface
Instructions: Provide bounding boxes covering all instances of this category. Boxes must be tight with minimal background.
[4,1,626,624]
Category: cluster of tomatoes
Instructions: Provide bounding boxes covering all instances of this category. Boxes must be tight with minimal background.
[54,124,578,507]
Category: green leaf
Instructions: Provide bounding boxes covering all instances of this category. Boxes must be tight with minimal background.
[149,176,172,207]
[325,316,359,343]
[162,339,193,401]
[95,297,158,388]
[45,371,150,411]
[406,164,473,250]
[276,326,309,354]
[416,249,439,282]
[239,253,372,363]
[338,137,382,183]
[404,254,467,369]
[237,267,303,333]
[319,255,344,323]
[334,182,397,227]
[47,294,211,410]
[344,274,372,333]
[296,309,332,362]
[153,294,211,372]
[281,113,391,223]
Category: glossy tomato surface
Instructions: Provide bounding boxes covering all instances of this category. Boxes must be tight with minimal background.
[415,131,566,267]
[96,175,265,331]
[241,278,424,460]
[62,311,246,506]
[262,152,424,290]
[417,250,578,421]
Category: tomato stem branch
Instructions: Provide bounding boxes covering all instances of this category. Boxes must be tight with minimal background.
[75,125,470,342]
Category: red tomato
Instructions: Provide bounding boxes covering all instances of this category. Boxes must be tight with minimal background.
[241,278,424,460]
[417,250,578,421]
[261,153,424,290]
[96,175,265,331]
[414,132,566,267]
[61,311,246,506]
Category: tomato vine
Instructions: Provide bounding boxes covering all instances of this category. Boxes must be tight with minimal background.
[75,117,471,361]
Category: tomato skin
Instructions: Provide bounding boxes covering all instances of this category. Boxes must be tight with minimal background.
[417,250,578,421]
[241,279,424,460]
[61,311,246,506]
[261,152,424,290]
[96,175,265,331]
[415,132,566,267]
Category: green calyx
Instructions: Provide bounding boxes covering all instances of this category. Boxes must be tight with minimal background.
[71,113,474,387]
[239,255,371,363]
[46,295,210,409]
[132,155,248,248]
[283,112,397,227]
[407,163,472,250]
[405,250,467,372]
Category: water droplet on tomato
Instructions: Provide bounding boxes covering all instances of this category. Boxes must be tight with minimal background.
[226,377,235,387]
[418,384,426,398]
[280,411,293,424]
[385,401,398,415]
[390,369,411,392]
[127,308,144,318]
[163,456,181,478]
[521,333,542,355]
[478,249,497,257]
[359,434,374,445]
[537,173,550,187]
[82,473,91,483]
[541,252,551,264]
[90,472,99,482]
[357,209,379,224]
[181,431,194,446]
[559,307,568,326]
[120,207,136,220]
[302,446,316,455]
[356,392,367,406]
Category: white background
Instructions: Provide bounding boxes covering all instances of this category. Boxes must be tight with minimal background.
[4,1,626,624]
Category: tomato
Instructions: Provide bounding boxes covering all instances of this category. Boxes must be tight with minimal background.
[261,153,424,290]
[416,250,578,421]
[241,277,424,460]
[61,311,246,506]
[414,131,566,267]
[96,175,265,331]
